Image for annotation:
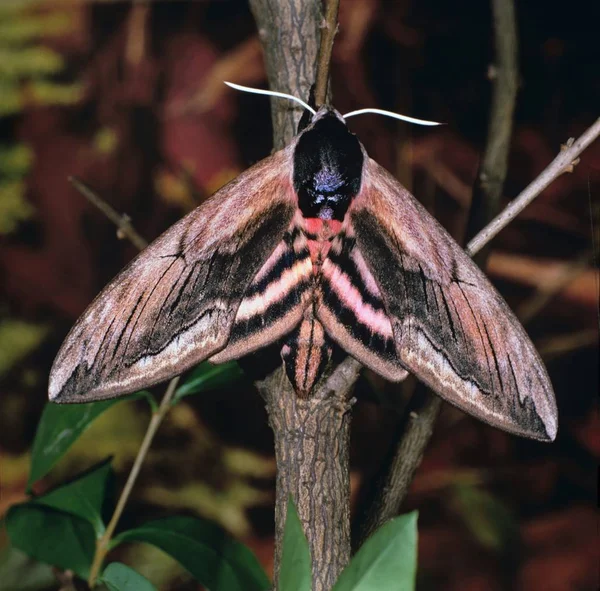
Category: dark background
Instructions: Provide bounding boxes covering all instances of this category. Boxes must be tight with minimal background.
[0,1,598,589]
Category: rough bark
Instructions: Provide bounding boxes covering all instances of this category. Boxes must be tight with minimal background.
[255,360,361,591]
[249,0,322,147]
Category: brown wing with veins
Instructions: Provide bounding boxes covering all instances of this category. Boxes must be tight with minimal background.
[349,158,557,441]
[50,148,298,402]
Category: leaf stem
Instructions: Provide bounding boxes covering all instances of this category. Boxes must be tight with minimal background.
[87,376,180,587]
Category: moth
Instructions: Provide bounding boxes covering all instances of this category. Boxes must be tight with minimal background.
[49,85,558,442]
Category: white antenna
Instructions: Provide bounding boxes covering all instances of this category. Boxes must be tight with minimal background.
[224,82,442,126]
[224,81,316,115]
[343,108,442,126]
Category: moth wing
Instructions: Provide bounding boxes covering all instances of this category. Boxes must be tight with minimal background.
[50,148,297,403]
[349,158,557,441]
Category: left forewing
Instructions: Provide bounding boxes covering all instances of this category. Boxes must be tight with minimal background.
[49,149,296,402]
[350,158,557,441]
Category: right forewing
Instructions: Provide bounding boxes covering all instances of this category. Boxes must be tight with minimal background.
[49,148,297,402]
[350,159,558,441]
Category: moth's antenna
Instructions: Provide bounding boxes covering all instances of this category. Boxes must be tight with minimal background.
[224,81,316,115]
[343,108,442,126]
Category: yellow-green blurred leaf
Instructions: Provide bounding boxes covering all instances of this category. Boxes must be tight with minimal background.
[121,543,190,591]
[0,12,73,44]
[143,480,270,537]
[93,127,119,155]
[224,448,275,478]
[451,483,520,553]
[154,169,196,211]
[0,47,64,78]
[0,320,47,378]
[0,82,22,117]
[64,400,148,472]
[0,180,34,234]
[27,79,85,106]
[0,144,33,177]
[0,451,31,487]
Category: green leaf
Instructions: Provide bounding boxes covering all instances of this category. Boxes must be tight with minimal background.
[112,516,269,591]
[5,504,95,579]
[173,361,245,403]
[451,483,519,552]
[32,458,112,537]
[100,563,157,591]
[28,392,148,489]
[278,498,311,591]
[333,512,418,591]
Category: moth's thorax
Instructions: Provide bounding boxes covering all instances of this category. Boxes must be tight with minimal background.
[303,217,342,270]
[293,111,364,222]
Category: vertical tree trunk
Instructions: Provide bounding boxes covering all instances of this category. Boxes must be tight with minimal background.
[256,364,359,591]
[248,2,360,589]
[249,0,321,147]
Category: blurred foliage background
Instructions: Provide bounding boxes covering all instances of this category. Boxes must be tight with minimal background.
[0,0,598,590]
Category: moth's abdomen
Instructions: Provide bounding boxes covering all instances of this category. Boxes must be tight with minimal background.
[209,221,313,364]
[282,305,333,398]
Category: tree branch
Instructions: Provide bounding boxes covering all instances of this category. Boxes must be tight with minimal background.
[69,177,148,250]
[248,1,355,589]
[466,118,600,255]
[464,0,518,260]
[314,0,340,106]
[249,0,322,147]
[256,358,361,591]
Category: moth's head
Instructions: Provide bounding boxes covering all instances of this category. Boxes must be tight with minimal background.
[297,105,358,144]
[301,104,345,129]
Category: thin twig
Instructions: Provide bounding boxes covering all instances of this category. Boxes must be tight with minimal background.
[464,0,518,260]
[88,377,180,587]
[69,179,181,586]
[69,177,148,250]
[314,0,340,106]
[467,118,600,255]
